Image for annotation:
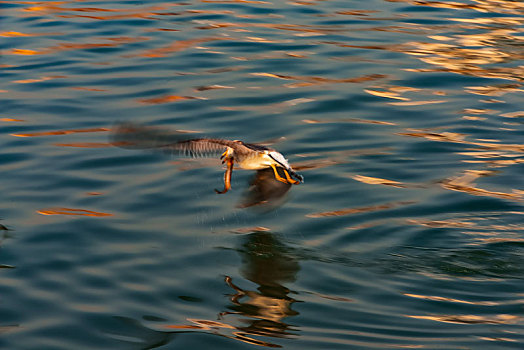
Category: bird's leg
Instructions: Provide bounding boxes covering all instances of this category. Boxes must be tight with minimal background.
[282,168,300,185]
[215,158,234,194]
[270,164,291,184]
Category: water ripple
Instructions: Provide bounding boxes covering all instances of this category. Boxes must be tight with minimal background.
[1,0,523,349]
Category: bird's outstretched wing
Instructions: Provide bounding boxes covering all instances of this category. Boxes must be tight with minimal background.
[111,122,247,158]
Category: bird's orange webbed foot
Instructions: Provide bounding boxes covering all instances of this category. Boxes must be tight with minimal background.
[283,168,300,185]
[270,164,295,184]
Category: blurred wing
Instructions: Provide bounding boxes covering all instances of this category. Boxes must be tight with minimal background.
[170,138,236,158]
[111,122,240,158]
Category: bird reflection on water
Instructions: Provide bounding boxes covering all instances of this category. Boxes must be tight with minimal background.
[111,123,303,208]
[156,230,301,348]
[220,231,300,341]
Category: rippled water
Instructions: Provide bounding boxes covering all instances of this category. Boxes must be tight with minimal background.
[1,0,523,349]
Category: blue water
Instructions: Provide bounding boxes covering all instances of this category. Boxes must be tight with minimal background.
[1,0,523,349]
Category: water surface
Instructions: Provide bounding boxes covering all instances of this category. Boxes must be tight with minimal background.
[1,0,523,349]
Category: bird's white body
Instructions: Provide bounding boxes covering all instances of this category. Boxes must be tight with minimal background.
[235,150,291,170]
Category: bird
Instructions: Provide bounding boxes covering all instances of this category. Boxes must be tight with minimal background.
[111,123,304,195]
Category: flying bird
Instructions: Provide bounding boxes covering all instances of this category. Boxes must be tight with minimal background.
[111,123,304,196]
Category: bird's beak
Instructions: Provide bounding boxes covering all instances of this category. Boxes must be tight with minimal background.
[288,168,304,183]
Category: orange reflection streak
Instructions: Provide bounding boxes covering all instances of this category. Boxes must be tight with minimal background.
[38,208,113,217]
[351,175,406,188]
[478,337,517,343]
[364,89,409,100]
[406,219,475,228]
[57,12,172,20]
[388,99,447,106]
[337,10,380,16]
[251,72,387,85]
[462,108,497,115]
[290,159,340,172]
[0,31,30,37]
[13,75,66,84]
[139,95,201,104]
[201,0,270,3]
[1,118,25,122]
[8,49,42,55]
[399,129,524,154]
[11,127,109,137]
[184,319,235,330]
[406,314,520,325]
[21,2,178,20]
[231,226,271,234]
[309,292,353,302]
[466,84,524,97]
[196,20,344,36]
[7,37,148,56]
[463,116,486,121]
[325,3,524,83]
[70,87,107,92]
[473,237,524,244]
[138,37,224,58]
[0,31,61,37]
[441,170,522,201]
[404,293,497,306]
[164,318,284,347]
[220,97,314,111]
[53,142,111,148]
[303,118,396,125]
[500,111,524,118]
[306,201,415,218]
[385,0,524,15]
[194,84,234,91]
[51,37,147,52]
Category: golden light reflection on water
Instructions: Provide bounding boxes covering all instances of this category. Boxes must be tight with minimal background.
[441,170,522,201]
[220,97,314,112]
[406,314,520,325]
[138,95,201,105]
[251,72,387,87]
[53,142,111,148]
[465,84,523,96]
[406,211,524,246]
[11,127,109,137]
[404,293,498,306]
[390,0,524,15]
[0,31,31,37]
[38,207,113,217]
[7,37,148,56]
[1,118,25,122]
[303,118,396,125]
[137,37,224,58]
[388,99,447,106]
[307,201,416,218]
[398,127,524,200]
[13,75,66,84]
[8,48,42,55]
[351,175,406,188]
